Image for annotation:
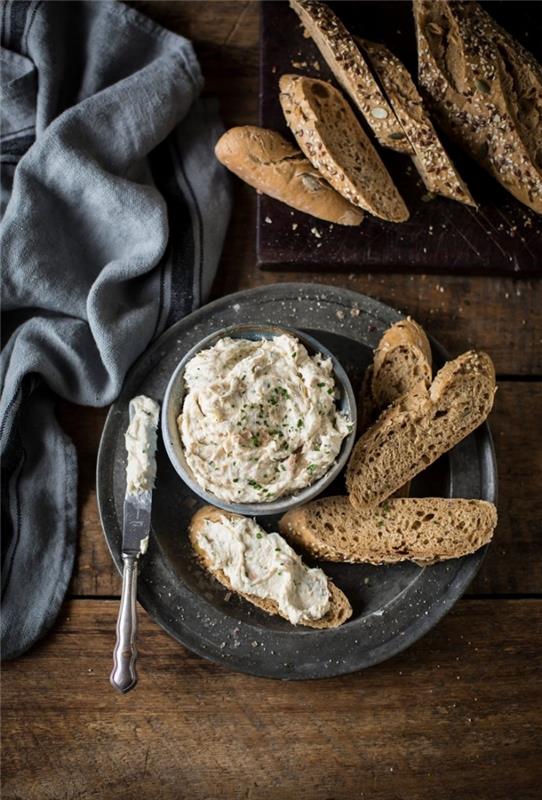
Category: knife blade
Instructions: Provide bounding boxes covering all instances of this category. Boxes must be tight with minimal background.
[110,396,159,694]
[122,491,152,555]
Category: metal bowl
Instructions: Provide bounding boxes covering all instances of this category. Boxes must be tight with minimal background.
[161,323,357,516]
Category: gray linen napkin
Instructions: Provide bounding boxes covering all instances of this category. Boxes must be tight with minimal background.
[0,0,231,659]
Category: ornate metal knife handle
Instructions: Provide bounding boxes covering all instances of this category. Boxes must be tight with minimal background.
[110,553,139,693]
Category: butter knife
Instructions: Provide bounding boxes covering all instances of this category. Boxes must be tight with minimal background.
[110,397,159,694]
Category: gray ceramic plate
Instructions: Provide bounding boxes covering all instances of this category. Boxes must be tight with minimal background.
[97,283,497,680]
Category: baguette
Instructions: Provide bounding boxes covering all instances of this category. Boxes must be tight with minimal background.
[413,0,542,214]
[359,38,476,207]
[347,350,496,509]
[279,496,497,565]
[189,506,352,629]
[279,74,409,222]
[288,0,412,154]
[215,126,363,225]
[359,318,432,431]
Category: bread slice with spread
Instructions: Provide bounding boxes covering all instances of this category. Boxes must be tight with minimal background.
[288,0,412,154]
[279,74,409,222]
[359,38,476,207]
[215,126,363,225]
[347,350,496,509]
[189,506,352,629]
[279,496,497,565]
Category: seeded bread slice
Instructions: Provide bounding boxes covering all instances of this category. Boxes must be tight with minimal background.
[359,318,432,432]
[288,0,412,154]
[347,350,496,509]
[358,39,476,207]
[215,126,363,225]
[279,74,409,222]
[413,0,542,214]
[279,496,497,565]
[189,506,352,629]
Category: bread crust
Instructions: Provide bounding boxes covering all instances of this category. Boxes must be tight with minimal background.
[279,74,409,222]
[280,496,497,564]
[189,506,352,629]
[215,126,363,225]
[289,0,412,153]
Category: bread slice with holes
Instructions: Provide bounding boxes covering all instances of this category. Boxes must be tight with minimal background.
[279,74,409,222]
[359,317,433,432]
[189,505,352,629]
[288,0,412,154]
[215,126,363,225]
[358,38,476,207]
[372,317,433,408]
[347,350,496,509]
[279,496,497,564]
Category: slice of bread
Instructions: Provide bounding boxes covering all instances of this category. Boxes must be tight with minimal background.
[359,318,432,432]
[189,506,352,629]
[279,496,497,565]
[289,0,412,154]
[215,126,363,225]
[347,350,496,509]
[279,74,409,222]
[359,39,476,207]
[413,0,542,214]
[372,317,433,408]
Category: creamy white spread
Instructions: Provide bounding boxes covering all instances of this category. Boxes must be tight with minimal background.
[125,395,160,495]
[178,334,351,503]
[197,514,330,624]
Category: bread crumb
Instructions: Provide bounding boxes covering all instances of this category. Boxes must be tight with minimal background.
[350,306,360,317]
[311,227,322,238]
[292,60,308,68]
[265,216,272,224]
[312,60,320,71]
[336,310,345,320]
[292,223,298,231]
[271,65,276,74]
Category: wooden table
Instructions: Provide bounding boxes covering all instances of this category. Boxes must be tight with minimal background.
[2,4,541,799]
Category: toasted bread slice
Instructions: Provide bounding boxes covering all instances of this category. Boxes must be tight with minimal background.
[359,38,476,207]
[279,496,497,565]
[279,74,409,222]
[288,0,412,153]
[347,351,496,509]
[215,126,363,225]
[189,506,352,629]
[359,318,432,432]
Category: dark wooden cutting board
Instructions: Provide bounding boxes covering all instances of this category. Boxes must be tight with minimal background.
[257,0,542,275]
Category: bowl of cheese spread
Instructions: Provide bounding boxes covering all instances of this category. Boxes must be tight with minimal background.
[162,324,357,516]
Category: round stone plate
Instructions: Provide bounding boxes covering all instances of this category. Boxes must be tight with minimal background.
[97,283,497,680]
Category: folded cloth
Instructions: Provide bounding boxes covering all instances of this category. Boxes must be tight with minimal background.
[0,0,231,659]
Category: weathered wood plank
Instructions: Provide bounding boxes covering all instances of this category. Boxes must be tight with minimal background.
[2,599,541,800]
[64,382,542,597]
